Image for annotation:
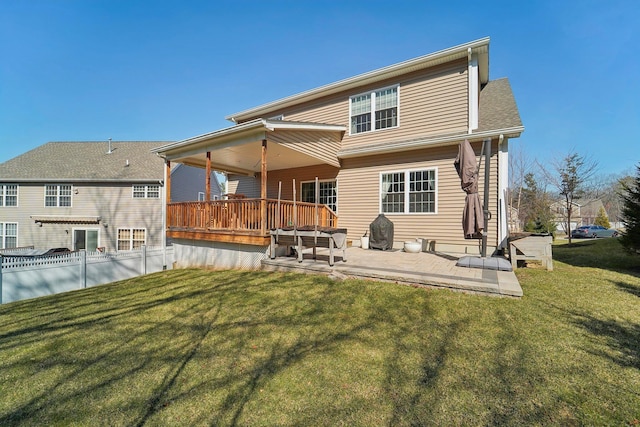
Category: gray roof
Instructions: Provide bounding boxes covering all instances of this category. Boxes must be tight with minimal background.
[0,141,172,182]
[477,78,523,132]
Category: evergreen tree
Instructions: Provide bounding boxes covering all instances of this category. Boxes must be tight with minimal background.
[594,206,610,228]
[520,173,555,234]
[620,164,640,253]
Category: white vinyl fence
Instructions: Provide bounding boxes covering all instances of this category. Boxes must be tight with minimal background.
[0,246,174,304]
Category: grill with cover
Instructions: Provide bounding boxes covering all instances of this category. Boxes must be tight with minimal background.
[369,214,394,250]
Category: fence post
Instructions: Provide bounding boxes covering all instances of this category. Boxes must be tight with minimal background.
[141,245,147,275]
[80,251,87,289]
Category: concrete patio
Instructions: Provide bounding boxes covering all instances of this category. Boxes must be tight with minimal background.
[261,246,522,298]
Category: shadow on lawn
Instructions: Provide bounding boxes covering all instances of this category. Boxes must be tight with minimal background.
[0,269,379,425]
[616,281,640,298]
[571,310,640,370]
[552,238,640,274]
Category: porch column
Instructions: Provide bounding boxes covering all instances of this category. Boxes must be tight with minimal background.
[205,151,211,202]
[165,160,171,228]
[261,139,267,235]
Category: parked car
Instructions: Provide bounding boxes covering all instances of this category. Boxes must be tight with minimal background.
[571,225,619,238]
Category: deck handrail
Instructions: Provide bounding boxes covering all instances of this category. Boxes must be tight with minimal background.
[167,199,338,234]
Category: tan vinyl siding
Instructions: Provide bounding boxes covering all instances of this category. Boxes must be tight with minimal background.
[228,140,500,253]
[268,130,342,168]
[228,164,339,203]
[262,59,468,150]
[266,165,340,203]
[336,140,499,253]
[1,182,165,251]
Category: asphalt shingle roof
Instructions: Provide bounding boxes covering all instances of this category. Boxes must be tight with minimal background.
[0,141,172,181]
[477,78,523,132]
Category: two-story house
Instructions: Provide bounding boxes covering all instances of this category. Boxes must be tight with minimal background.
[551,198,607,233]
[0,141,221,252]
[152,37,524,269]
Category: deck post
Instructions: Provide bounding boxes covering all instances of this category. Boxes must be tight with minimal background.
[205,151,211,202]
[261,139,267,235]
[165,160,171,228]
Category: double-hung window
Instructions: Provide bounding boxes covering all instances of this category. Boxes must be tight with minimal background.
[0,184,18,207]
[350,85,399,135]
[301,180,337,212]
[0,222,18,249]
[45,184,72,207]
[117,228,146,250]
[133,185,160,199]
[380,169,437,214]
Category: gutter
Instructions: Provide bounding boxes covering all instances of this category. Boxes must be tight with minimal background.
[1,178,165,183]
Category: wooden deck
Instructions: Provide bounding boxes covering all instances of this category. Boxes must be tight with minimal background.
[166,199,338,245]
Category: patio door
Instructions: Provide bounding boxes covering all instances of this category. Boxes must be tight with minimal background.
[74,229,99,252]
[301,180,337,212]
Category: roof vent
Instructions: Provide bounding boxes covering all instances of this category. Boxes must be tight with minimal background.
[107,138,113,154]
[125,159,129,167]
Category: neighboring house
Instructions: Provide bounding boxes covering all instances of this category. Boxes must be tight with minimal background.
[551,199,606,233]
[551,200,581,233]
[508,206,521,233]
[575,199,605,226]
[169,164,223,202]
[152,37,524,268]
[0,141,219,252]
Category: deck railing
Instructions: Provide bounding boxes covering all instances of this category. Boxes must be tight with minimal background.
[167,199,338,234]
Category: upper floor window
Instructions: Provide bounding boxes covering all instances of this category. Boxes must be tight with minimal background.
[0,184,18,207]
[380,168,437,214]
[133,185,160,199]
[0,222,18,249]
[301,180,337,213]
[45,184,72,207]
[350,85,399,135]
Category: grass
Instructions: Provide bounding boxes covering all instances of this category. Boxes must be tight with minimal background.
[0,239,639,426]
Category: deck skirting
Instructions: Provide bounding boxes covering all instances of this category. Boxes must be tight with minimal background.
[172,238,269,270]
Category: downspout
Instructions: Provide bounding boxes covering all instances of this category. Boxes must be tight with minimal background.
[161,160,168,270]
[467,48,479,133]
[497,134,508,251]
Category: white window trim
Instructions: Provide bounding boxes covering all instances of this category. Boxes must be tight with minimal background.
[0,222,18,249]
[300,179,338,213]
[44,184,73,207]
[198,192,205,201]
[117,227,147,251]
[379,167,438,215]
[132,184,160,199]
[0,184,18,207]
[349,84,400,136]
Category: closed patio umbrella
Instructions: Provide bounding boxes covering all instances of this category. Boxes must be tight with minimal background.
[454,139,484,240]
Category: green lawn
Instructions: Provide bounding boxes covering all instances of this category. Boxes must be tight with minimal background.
[1,239,639,426]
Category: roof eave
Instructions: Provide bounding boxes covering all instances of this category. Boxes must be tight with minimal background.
[338,127,524,159]
[152,119,346,161]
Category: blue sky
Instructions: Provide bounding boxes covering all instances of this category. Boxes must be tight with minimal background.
[1,0,638,177]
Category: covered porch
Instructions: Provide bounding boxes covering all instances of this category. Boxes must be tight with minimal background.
[153,118,346,246]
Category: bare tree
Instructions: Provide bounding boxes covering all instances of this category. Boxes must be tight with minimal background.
[540,152,598,245]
